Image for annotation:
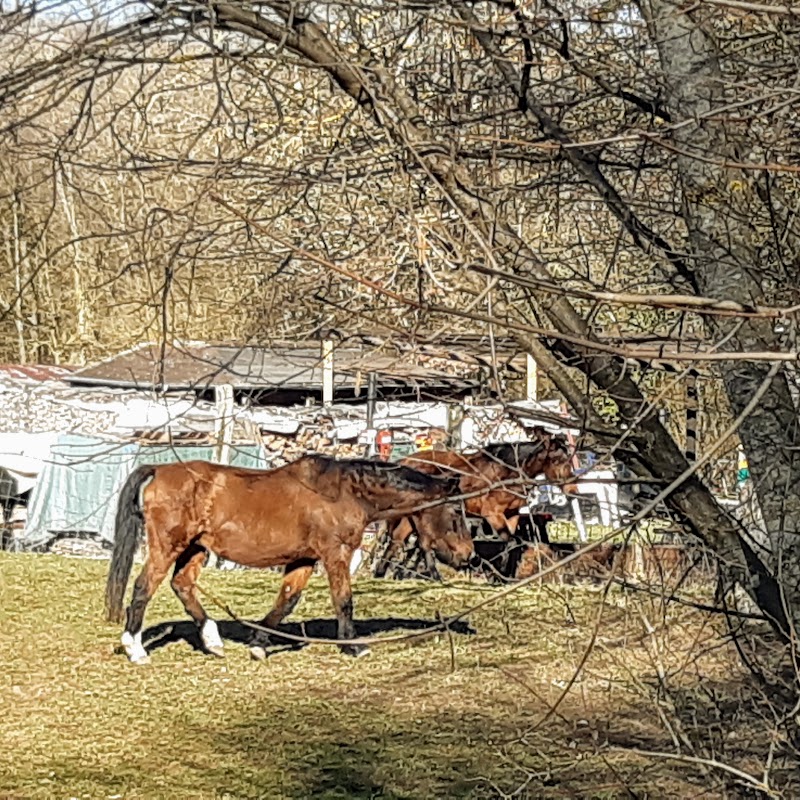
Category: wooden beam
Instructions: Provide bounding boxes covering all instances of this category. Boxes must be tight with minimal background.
[526,353,538,401]
[322,339,334,406]
[214,384,235,465]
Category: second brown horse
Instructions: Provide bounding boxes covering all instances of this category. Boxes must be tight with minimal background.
[374,428,577,579]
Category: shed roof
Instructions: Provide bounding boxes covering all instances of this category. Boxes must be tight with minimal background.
[66,341,490,393]
[0,364,74,383]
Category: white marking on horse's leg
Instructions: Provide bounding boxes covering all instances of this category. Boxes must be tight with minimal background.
[201,618,224,652]
[249,645,267,661]
[121,631,149,664]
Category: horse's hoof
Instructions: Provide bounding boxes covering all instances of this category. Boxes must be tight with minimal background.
[121,631,149,663]
[343,644,370,659]
[249,645,268,661]
[206,646,225,659]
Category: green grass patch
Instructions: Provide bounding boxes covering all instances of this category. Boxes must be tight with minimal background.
[0,552,789,798]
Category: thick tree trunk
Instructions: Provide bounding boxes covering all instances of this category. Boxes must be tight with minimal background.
[646,0,800,626]
[458,0,799,631]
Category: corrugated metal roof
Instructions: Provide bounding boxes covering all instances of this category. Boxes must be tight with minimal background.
[66,341,485,393]
[0,364,74,382]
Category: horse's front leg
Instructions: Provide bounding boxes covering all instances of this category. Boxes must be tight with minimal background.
[533,514,551,544]
[324,551,368,658]
[250,559,315,661]
[422,547,443,582]
[375,517,413,578]
[486,511,516,573]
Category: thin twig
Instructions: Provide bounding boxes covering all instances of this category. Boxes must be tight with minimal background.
[612,747,778,797]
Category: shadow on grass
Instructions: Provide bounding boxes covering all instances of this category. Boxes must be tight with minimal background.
[141,616,476,658]
[209,707,515,799]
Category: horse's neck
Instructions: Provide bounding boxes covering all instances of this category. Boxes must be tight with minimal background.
[476,456,515,479]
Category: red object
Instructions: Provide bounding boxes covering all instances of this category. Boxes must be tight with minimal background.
[376,430,393,460]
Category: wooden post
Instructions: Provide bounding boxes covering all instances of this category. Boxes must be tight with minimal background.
[526,353,538,402]
[214,384,235,465]
[685,369,699,463]
[366,372,377,429]
[322,339,334,406]
[448,403,464,450]
[364,371,378,458]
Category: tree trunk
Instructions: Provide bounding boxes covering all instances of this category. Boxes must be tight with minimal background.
[645,0,800,626]
[10,192,27,362]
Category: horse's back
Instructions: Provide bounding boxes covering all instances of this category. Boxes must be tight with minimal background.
[401,449,472,474]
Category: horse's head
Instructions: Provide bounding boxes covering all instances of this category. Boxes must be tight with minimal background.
[520,426,576,494]
[541,434,578,494]
[422,504,477,571]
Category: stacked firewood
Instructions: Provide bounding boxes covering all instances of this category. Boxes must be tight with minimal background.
[259,429,364,461]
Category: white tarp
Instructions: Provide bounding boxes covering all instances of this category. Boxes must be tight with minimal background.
[244,408,302,435]
[0,432,60,494]
[327,402,450,441]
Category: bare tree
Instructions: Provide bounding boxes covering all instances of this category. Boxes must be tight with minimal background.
[2,0,800,675]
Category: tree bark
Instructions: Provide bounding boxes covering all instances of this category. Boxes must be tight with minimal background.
[645,0,800,625]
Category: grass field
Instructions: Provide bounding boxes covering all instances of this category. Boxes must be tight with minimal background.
[0,552,793,799]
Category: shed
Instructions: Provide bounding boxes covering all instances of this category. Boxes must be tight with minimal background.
[65,339,495,404]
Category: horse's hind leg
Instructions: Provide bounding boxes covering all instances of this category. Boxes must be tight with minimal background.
[323,550,368,659]
[171,543,224,657]
[122,549,173,664]
[249,559,315,661]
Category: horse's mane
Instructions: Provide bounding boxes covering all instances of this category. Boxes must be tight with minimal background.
[483,441,542,465]
[303,455,459,496]
[483,433,569,466]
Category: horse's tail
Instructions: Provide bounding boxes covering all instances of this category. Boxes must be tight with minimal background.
[104,465,157,623]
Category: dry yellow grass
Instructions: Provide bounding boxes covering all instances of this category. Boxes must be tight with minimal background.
[0,552,793,799]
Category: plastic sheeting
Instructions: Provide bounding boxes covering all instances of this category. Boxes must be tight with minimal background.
[21,435,268,549]
[0,432,60,496]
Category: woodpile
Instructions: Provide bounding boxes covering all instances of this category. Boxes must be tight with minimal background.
[0,378,125,435]
[259,429,364,461]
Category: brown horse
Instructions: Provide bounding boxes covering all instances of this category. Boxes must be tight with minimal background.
[104,455,474,664]
[372,501,478,580]
[374,428,576,579]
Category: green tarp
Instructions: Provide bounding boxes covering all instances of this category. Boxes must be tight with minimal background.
[22,435,268,549]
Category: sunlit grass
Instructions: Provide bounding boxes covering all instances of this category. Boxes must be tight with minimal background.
[0,552,779,798]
